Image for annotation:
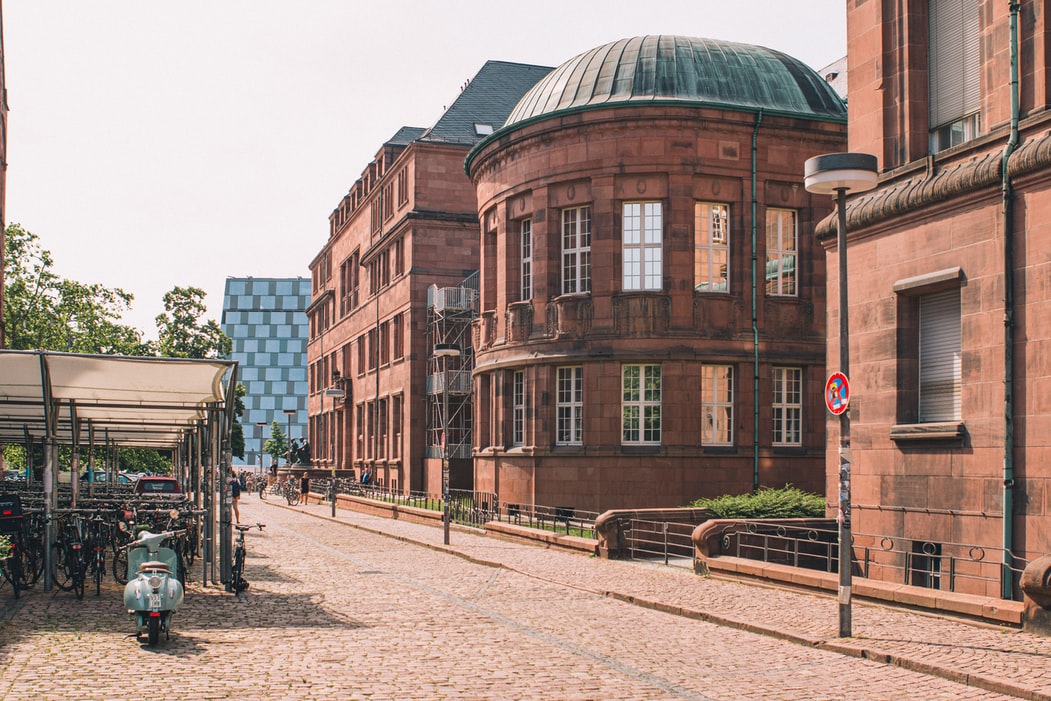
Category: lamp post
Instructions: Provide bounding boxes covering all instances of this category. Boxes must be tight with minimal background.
[255,421,267,476]
[324,370,346,517]
[434,342,461,545]
[283,408,296,467]
[805,152,879,638]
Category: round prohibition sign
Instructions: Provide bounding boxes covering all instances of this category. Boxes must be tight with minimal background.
[825,372,850,415]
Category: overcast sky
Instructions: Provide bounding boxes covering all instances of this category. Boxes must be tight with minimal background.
[3,1,846,339]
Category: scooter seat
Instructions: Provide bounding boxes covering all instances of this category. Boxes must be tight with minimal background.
[137,561,171,574]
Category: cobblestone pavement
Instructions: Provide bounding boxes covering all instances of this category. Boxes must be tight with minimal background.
[0,496,1045,701]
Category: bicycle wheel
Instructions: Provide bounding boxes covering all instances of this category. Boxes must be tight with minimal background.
[5,545,23,599]
[93,546,105,596]
[112,540,131,585]
[72,556,85,600]
[286,489,300,506]
[50,542,73,591]
[232,547,246,592]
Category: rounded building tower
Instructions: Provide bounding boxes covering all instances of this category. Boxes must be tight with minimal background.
[465,35,846,512]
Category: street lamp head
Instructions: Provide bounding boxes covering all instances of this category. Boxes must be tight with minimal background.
[433,343,461,359]
[282,409,296,416]
[255,421,266,428]
[804,152,879,195]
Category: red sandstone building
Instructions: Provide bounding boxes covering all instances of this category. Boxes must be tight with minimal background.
[307,61,550,494]
[827,1,1051,598]
[465,36,848,513]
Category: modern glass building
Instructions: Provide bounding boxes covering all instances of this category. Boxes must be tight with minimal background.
[221,277,311,468]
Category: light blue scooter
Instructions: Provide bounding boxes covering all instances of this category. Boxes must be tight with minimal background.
[123,530,185,646]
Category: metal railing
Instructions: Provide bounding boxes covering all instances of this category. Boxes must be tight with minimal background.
[715,520,1030,598]
[488,502,599,539]
[623,519,696,566]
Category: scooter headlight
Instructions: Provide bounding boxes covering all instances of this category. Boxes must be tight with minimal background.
[147,575,162,589]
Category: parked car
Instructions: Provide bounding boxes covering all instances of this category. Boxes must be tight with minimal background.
[133,476,182,494]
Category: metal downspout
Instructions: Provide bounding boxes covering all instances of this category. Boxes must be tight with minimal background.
[751,110,763,492]
[1001,0,1021,600]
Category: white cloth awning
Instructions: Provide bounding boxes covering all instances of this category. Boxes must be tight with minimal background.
[0,350,238,448]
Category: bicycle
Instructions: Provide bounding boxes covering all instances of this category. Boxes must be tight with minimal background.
[258,479,268,500]
[284,482,301,506]
[227,522,265,594]
[51,513,87,600]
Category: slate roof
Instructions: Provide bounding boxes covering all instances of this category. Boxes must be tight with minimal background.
[420,60,553,146]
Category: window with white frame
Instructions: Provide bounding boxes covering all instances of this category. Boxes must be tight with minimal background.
[919,289,962,422]
[562,206,591,294]
[622,364,661,444]
[556,366,583,446]
[701,364,733,445]
[772,366,802,445]
[520,219,533,301]
[695,202,730,292]
[623,202,663,291]
[512,371,525,447]
[765,208,797,296]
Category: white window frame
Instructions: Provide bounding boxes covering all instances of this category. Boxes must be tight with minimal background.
[701,364,733,446]
[929,0,980,153]
[562,206,591,294]
[622,364,661,445]
[556,366,583,446]
[623,201,663,291]
[766,208,798,297]
[512,370,525,446]
[772,366,803,446]
[695,202,730,292]
[520,219,532,302]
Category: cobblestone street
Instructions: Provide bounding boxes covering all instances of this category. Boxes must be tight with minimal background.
[0,497,1044,700]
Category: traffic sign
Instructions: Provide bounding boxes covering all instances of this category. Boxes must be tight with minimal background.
[826,372,850,415]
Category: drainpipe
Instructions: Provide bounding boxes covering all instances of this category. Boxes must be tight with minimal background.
[1001,1,1020,600]
[751,110,763,493]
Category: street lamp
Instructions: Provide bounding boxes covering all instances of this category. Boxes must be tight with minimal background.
[283,408,296,467]
[804,152,879,638]
[433,342,461,545]
[255,421,267,476]
[324,369,346,516]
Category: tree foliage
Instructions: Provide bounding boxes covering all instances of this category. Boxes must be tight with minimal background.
[155,286,231,359]
[263,420,287,466]
[4,223,151,354]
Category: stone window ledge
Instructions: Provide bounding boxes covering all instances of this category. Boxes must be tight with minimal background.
[890,422,966,442]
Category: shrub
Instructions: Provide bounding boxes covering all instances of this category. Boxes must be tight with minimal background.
[687,485,825,519]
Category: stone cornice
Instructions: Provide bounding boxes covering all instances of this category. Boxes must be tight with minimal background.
[815,129,1051,239]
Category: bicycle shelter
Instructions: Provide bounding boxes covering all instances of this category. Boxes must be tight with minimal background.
[0,350,239,590]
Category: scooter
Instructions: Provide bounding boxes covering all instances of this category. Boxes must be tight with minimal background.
[122,529,185,646]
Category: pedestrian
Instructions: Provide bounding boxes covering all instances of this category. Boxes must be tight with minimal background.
[230,475,242,523]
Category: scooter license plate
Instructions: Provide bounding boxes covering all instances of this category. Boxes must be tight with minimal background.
[148,594,161,609]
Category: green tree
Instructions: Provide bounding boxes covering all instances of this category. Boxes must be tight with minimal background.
[117,447,172,475]
[263,420,287,467]
[229,382,246,461]
[4,223,150,354]
[154,286,231,359]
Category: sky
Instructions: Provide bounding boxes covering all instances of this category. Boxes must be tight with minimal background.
[3,1,846,339]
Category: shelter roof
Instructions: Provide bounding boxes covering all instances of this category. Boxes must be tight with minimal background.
[0,351,237,448]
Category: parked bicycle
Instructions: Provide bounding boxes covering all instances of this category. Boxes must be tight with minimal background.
[51,512,88,600]
[227,522,265,594]
[283,481,301,506]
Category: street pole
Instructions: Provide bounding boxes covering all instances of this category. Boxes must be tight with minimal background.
[434,343,461,545]
[804,152,878,639]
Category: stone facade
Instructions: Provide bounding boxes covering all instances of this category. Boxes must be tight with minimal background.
[466,37,847,513]
[827,0,1051,598]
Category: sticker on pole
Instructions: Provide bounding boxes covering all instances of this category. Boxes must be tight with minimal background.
[825,372,850,415]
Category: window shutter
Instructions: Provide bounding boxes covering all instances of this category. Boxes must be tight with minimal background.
[919,289,961,422]
[929,0,980,128]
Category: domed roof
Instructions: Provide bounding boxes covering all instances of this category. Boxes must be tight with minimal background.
[504,35,846,127]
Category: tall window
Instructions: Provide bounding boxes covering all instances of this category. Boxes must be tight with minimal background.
[562,206,591,294]
[392,394,403,459]
[556,366,583,446]
[701,365,733,445]
[919,289,962,422]
[622,364,661,445]
[392,313,404,360]
[929,0,980,153]
[695,202,729,292]
[772,366,803,446]
[623,202,663,291]
[765,208,797,296]
[520,219,533,301]
[512,371,525,447]
[379,321,389,366]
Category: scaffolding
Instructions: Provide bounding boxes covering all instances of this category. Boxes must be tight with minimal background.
[426,273,477,462]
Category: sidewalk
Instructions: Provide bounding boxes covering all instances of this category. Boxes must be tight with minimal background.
[279,497,1051,701]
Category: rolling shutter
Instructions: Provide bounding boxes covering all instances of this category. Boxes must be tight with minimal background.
[929,0,980,128]
[919,289,961,422]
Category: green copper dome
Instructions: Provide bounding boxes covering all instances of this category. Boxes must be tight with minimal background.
[504,35,845,126]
